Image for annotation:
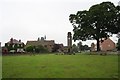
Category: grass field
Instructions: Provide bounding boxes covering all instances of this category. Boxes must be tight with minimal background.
[2,53,119,78]
[0,56,2,79]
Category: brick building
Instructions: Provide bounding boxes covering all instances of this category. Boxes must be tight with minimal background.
[91,38,116,51]
[3,38,25,53]
[25,37,55,52]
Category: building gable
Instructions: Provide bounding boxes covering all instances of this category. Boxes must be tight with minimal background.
[25,40,55,52]
[91,38,116,51]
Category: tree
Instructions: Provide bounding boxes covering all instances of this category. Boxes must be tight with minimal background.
[69,2,120,51]
[117,32,120,51]
[82,45,90,51]
[25,45,34,52]
[117,39,120,51]
[117,32,120,39]
[72,44,78,53]
[25,45,48,53]
[37,45,48,53]
[77,41,82,52]
[5,43,13,51]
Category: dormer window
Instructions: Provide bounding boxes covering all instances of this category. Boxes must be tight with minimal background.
[7,44,9,46]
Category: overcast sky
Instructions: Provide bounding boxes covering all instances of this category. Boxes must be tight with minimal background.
[0,0,119,46]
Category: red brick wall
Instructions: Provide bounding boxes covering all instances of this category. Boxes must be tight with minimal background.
[100,38,115,51]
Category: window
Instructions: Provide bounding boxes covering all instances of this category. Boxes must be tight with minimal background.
[21,44,23,47]
[44,45,47,48]
[108,44,110,47]
[7,44,9,46]
[12,44,15,48]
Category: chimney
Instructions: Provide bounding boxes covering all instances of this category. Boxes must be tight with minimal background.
[38,37,40,41]
[10,38,13,44]
[19,40,21,42]
[41,37,44,41]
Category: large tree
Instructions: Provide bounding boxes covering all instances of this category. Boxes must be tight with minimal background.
[77,41,82,52]
[117,39,120,51]
[69,2,120,51]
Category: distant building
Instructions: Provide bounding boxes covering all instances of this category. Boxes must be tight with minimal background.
[52,44,64,52]
[2,47,8,54]
[26,37,55,52]
[91,38,116,51]
[63,32,74,54]
[3,38,25,53]
[57,44,64,52]
[63,46,69,53]
[91,43,95,51]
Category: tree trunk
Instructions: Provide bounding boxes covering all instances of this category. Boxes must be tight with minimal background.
[96,39,100,51]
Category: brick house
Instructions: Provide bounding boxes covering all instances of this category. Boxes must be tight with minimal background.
[4,38,25,53]
[52,44,64,52]
[2,47,8,54]
[91,38,116,51]
[25,37,55,52]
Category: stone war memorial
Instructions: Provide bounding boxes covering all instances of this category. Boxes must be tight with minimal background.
[63,32,75,55]
[54,32,75,55]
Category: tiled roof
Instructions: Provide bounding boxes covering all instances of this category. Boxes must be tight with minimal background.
[7,39,23,44]
[26,40,55,47]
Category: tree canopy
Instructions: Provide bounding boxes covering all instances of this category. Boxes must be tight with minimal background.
[117,39,120,51]
[69,2,120,51]
[72,44,78,53]
[117,32,120,51]
[25,45,48,53]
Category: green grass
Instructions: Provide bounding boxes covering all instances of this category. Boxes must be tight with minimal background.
[0,56,2,79]
[2,53,119,78]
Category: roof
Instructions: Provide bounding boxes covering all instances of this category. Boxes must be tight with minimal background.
[26,40,55,47]
[100,38,115,44]
[7,39,24,44]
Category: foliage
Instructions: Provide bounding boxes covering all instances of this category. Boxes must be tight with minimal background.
[117,38,120,51]
[82,45,90,51]
[69,2,120,51]
[25,45,34,52]
[25,45,48,53]
[5,43,13,51]
[77,41,82,52]
[72,44,78,52]
[36,45,48,53]
[117,32,120,39]
[77,42,90,51]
